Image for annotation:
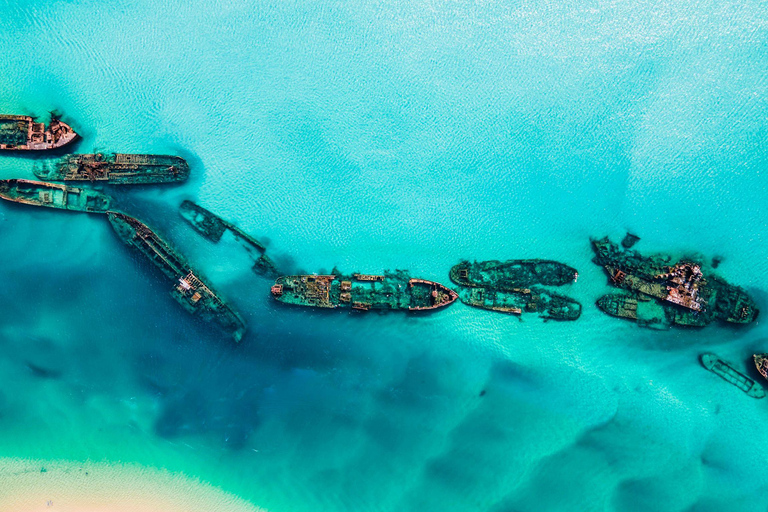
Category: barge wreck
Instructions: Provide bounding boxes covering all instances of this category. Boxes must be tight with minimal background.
[35,153,190,185]
[107,211,246,341]
[700,353,765,398]
[0,179,112,213]
[271,270,457,312]
[0,114,78,151]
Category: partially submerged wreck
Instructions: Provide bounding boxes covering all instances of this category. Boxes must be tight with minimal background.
[592,237,758,327]
[449,258,581,319]
[754,354,768,382]
[35,153,190,185]
[179,200,278,277]
[0,179,112,213]
[700,353,765,398]
[459,286,581,320]
[0,114,77,151]
[271,270,458,311]
[450,259,578,289]
[107,211,246,341]
[596,293,670,330]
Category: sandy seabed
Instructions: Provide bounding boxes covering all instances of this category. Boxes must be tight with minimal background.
[0,458,265,512]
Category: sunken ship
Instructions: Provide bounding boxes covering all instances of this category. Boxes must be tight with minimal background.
[0,114,77,151]
[449,259,581,320]
[450,259,578,289]
[179,200,278,277]
[107,211,246,341]
[0,179,112,213]
[271,270,458,311]
[700,353,765,399]
[592,237,758,328]
[35,153,190,185]
[459,286,581,320]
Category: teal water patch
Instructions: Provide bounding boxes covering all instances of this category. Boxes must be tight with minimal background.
[1,0,768,511]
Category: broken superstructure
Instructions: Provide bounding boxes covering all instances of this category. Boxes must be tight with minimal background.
[107,211,246,341]
[592,237,758,328]
[35,153,190,185]
[0,114,77,151]
[271,270,457,312]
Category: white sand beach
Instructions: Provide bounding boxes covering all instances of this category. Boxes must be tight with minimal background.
[0,458,265,512]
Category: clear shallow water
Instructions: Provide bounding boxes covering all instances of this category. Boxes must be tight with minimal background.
[1,0,768,510]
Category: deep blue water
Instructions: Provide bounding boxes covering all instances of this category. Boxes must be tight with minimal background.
[1,0,768,510]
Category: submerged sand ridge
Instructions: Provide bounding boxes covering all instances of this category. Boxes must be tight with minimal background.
[0,458,266,512]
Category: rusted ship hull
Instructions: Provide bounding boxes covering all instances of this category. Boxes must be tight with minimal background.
[459,286,581,320]
[271,270,458,311]
[179,200,276,276]
[701,353,765,398]
[591,237,758,326]
[0,115,78,151]
[450,259,578,290]
[0,179,112,213]
[35,154,190,185]
[754,354,768,382]
[107,211,246,341]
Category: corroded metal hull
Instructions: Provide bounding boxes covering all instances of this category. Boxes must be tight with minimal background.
[271,270,457,311]
[701,353,765,398]
[0,115,78,150]
[35,153,190,185]
[0,179,112,213]
[460,286,581,320]
[107,211,246,341]
[450,259,578,290]
[591,237,758,327]
[754,354,768,382]
[179,200,277,277]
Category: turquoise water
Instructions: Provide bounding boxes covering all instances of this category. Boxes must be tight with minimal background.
[1,0,768,510]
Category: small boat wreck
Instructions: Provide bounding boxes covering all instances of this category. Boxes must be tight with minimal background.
[35,153,190,185]
[271,270,458,312]
[107,211,246,341]
[0,179,112,213]
[0,114,78,151]
[700,353,765,398]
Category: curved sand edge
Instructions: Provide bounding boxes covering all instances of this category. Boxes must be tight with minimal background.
[0,458,267,512]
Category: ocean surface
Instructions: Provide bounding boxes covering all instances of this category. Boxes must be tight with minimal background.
[1,0,768,510]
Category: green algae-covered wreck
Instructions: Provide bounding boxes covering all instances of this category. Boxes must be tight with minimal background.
[35,153,189,185]
[0,179,112,213]
[272,270,457,312]
[107,211,246,341]
[459,286,581,320]
[450,259,578,289]
[592,237,758,328]
[449,259,581,320]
